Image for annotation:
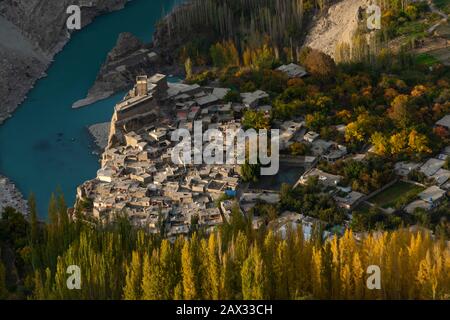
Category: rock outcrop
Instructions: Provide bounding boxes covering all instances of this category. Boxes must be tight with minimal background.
[73,32,160,108]
[0,174,28,214]
[88,122,111,152]
[73,30,184,108]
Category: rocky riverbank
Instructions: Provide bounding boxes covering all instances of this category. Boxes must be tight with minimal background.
[0,0,132,125]
[0,175,28,214]
[88,122,111,152]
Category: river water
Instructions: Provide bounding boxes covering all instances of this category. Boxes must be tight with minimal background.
[0,0,181,218]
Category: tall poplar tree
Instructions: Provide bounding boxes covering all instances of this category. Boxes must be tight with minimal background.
[123,251,142,300]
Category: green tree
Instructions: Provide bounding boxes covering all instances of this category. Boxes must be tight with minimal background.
[141,251,163,300]
[29,193,39,245]
[240,161,260,183]
[181,235,202,299]
[185,57,193,80]
[241,245,267,299]
[388,95,412,129]
[160,240,178,299]
[123,251,142,300]
[206,234,221,299]
[0,261,8,299]
[32,270,46,300]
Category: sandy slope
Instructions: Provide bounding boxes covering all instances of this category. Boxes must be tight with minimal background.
[304,0,369,59]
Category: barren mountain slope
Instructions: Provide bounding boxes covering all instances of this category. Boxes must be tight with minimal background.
[0,0,130,124]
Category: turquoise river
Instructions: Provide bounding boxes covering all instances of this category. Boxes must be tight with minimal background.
[0,0,181,218]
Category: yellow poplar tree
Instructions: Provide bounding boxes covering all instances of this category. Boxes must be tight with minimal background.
[123,251,142,300]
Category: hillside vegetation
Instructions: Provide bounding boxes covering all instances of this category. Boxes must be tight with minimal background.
[154,0,329,64]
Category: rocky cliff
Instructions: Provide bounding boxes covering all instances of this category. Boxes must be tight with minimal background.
[0,0,131,124]
[73,30,182,108]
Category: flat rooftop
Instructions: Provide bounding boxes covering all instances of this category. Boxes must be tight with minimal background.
[436,115,450,128]
[149,73,166,83]
[115,93,154,112]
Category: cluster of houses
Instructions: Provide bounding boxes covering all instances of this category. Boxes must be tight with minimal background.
[77,67,449,241]
[294,118,450,216]
[395,142,450,214]
[78,120,242,239]
[77,68,301,239]
[278,113,450,221]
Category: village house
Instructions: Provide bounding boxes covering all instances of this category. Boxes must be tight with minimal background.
[303,131,319,143]
[279,120,303,149]
[239,191,280,214]
[276,63,308,78]
[298,168,343,188]
[310,139,334,156]
[149,127,168,142]
[418,185,447,206]
[97,168,115,183]
[334,191,366,211]
[196,93,219,107]
[220,200,234,222]
[405,199,433,214]
[405,184,448,214]
[323,144,348,162]
[395,161,423,177]
[76,74,272,234]
[269,211,324,241]
[124,131,143,148]
[198,207,223,228]
[240,90,269,108]
[240,191,280,204]
[211,87,231,100]
[115,77,158,121]
[435,115,450,131]
[420,158,446,177]
[432,169,450,186]
[166,82,201,100]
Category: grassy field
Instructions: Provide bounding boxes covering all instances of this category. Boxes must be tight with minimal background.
[415,53,441,66]
[369,181,425,209]
[354,202,372,214]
